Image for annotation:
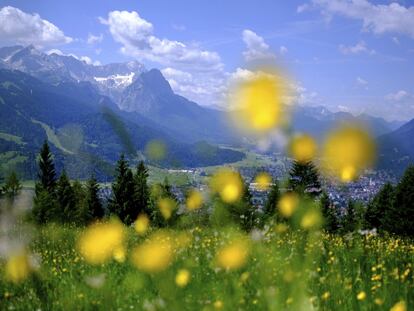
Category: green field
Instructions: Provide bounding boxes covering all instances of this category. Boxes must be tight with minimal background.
[0,224,412,310]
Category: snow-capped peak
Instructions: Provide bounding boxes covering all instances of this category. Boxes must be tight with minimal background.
[94,72,135,90]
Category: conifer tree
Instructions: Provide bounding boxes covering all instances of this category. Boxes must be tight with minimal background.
[2,171,22,199]
[133,161,150,216]
[36,141,57,194]
[56,170,76,222]
[391,165,414,236]
[365,183,394,230]
[108,154,135,224]
[85,175,104,220]
[32,141,58,224]
[263,179,280,218]
[72,180,91,225]
[148,177,180,227]
[342,200,357,233]
[288,160,321,197]
[320,192,339,233]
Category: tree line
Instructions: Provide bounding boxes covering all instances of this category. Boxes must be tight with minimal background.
[1,141,414,237]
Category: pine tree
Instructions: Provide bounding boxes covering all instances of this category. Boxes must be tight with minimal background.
[72,180,91,225]
[365,183,394,230]
[2,171,22,199]
[56,170,76,222]
[263,179,280,218]
[149,177,179,227]
[133,161,150,216]
[32,141,58,224]
[391,165,414,236]
[320,192,339,233]
[108,154,135,224]
[288,160,321,197]
[342,200,357,233]
[85,175,104,220]
[36,141,57,194]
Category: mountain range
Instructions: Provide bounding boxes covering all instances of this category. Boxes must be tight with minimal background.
[0,45,412,179]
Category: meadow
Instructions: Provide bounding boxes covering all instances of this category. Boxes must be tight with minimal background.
[1,223,412,311]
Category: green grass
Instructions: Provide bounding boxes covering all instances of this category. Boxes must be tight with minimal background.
[0,151,27,175]
[31,119,74,154]
[0,224,412,311]
[0,132,26,145]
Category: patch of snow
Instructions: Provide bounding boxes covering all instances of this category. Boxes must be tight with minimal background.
[94,72,135,89]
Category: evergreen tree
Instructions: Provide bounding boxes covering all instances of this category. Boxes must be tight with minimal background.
[148,177,179,227]
[72,180,91,225]
[2,171,22,199]
[237,181,257,231]
[320,192,339,233]
[108,154,135,224]
[365,183,394,230]
[56,170,76,222]
[133,161,150,216]
[288,160,321,197]
[36,141,57,194]
[342,200,357,233]
[85,175,104,220]
[263,179,280,218]
[32,142,58,224]
[391,165,414,236]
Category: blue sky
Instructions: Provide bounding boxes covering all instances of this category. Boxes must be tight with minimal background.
[1,0,414,121]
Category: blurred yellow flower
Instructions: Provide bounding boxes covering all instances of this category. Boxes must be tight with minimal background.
[131,232,173,273]
[175,269,190,287]
[214,300,223,309]
[301,209,322,230]
[321,291,330,300]
[229,70,288,134]
[145,140,166,161]
[186,189,203,210]
[289,134,317,163]
[321,125,376,182]
[158,197,176,220]
[113,246,126,263]
[278,192,299,217]
[210,168,243,203]
[357,291,366,301]
[134,213,149,235]
[216,239,249,270]
[5,251,31,283]
[78,220,125,265]
[390,301,406,311]
[254,172,272,190]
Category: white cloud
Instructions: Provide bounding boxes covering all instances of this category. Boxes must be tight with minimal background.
[242,29,276,62]
[279,46,288,55]
[311,0,414,38]
[0,6,72,47]
[100,10,225,106]
[46,49,101,66]
[386,90,409,101]
[87,33,103,45]
[356,76,368,90]
[297,3,310,13]
[339,41,375,55]
[100,10,222,71]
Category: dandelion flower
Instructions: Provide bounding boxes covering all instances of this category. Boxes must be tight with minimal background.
[278,192,299,218]
[131,232,173,273]
[5,251,31,283]
[78,219,125,265]
[175,269,190,287]
[210,168,243,203]
[254,172,272,191]
[134,214,149,235]
[216,239,249,270]
[186,190,203,210]
[289,134,317,163]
